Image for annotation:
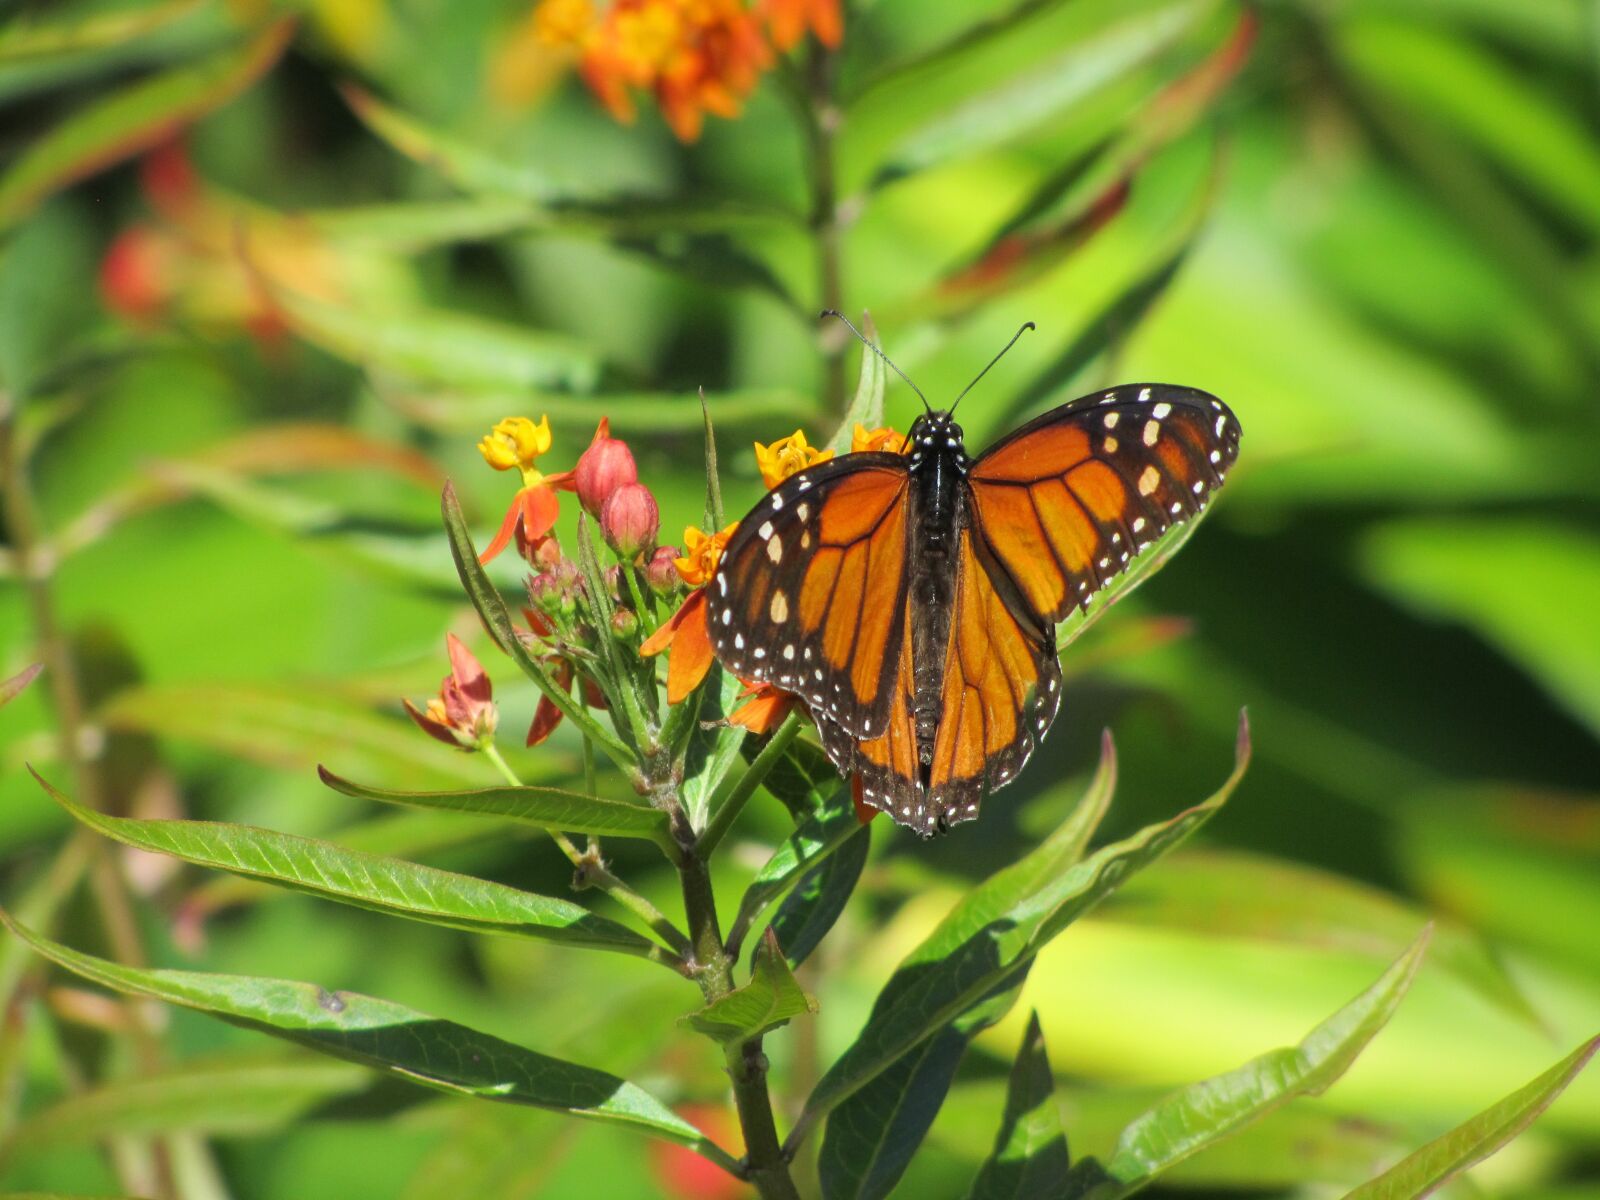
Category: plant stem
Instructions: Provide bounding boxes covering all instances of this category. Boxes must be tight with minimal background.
[481,742,692,959]
[802,42,847,416]
[0,397,179,1197]
[676,840,801,1200]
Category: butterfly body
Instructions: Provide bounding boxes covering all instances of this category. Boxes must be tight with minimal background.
[709,382,1241,837]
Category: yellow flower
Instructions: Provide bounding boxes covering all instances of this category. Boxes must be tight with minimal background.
[851,423,908,455]
[674,522,739,587]
[754,429,833,490]
[478,416,553,480]
[535,0,595,45]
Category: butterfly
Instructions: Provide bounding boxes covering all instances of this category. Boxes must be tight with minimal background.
[707,315,1241,836]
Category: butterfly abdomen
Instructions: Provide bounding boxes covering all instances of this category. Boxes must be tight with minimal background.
[906,414,970,760]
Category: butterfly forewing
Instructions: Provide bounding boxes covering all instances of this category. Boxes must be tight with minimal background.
[708,453,912,739]
[969,383,1240,624]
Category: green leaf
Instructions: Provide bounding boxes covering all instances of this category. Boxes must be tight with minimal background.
[274,287,602,393]
[795,720,1246,1142]
[0,661,41,709]
[828,311,888,454]
[819,1028,970,1200]
[1340,1035,1600,1200]
[1,1053,367,1158]
[872,1,1211,187]
[680,666,748,830]
[683,929,818,1044]
[97,681,488,791]
[35,768,665,962]
[0,20,291,231]
[726,784,860,960]
[439,481,635,775]
[770,824,870,969]
[1086,930,1433,1198]
[967,1013,1071,1200]
[318,767,672,849]
[813,744,1114,1196]
[1,912,711,1149]
[0,0,206,67]
[849,0,1078,101]
[702,387,725,529]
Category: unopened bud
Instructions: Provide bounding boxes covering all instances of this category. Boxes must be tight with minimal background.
[644,545,682,597]
[611,607,639,640]
[528,571,562,615]
[600,482,659,559]
[574,418,638,517]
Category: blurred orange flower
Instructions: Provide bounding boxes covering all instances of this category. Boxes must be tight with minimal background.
[534,0,841,141]
[851,423,908,455]
[754,429,832,489]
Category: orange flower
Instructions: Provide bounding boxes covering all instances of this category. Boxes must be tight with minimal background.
[728,680,794,733]
[761,0,841,51]
[477,416,578,564]
[541,0,774,142]
[674,521,738,587]
[640,587,715,703]
[754,429,832,489]
[851,423,908,455]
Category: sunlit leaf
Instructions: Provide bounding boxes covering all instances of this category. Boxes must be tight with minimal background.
[4,1053,368,1155]
[2,913,709,1148]
[318,767,673,850]
[726,783,858,960]
[0,20,292,230]
[0,0,205,66]
[682,929,817,1044]
[680,666,749,830]
[273,286,602,393]
[967,1013,1071,1200]
[37,768,666,962]
[871,1,1211,187]
[799,724,1215,1140]
[1079,930,1432,1197]
[1340,1035,1600,1200]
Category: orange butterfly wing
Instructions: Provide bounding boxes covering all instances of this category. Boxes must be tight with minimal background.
[708,454,912,738]
[968,384,1241,623]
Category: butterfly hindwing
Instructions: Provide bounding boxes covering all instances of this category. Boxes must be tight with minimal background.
[968,384,1241,623]
[708,453,912,739]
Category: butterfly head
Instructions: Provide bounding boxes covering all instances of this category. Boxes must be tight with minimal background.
[906,411,966,469]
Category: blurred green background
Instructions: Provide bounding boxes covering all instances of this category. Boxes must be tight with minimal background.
[1,0,1598,1196]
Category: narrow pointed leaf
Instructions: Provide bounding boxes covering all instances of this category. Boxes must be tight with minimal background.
[4,1054,368,1156]
[680,666,749,829]
[0,0,206,67]
[813,744,1113,1195]
[1341,1035,1600,1200]
[829,311,887,453]
[968,1013,1071,1200]
[727,784,859,959]
[798,720,1245,1136]
[770,824,870,969]
[820,1028,970,1200]
[1088,930,1434,1198]
[36,769,664,961]
[871,2,1210,187]
[3,913,709,1148]
[683,930,817,1044]
[0,20,291,230]
[318,767,671,848]
[0,662,41,709]
[702,388,725,529]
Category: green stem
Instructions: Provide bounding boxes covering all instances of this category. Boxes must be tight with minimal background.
[802,42,848,416]
[697,713,805,859]
[481,742,692,959]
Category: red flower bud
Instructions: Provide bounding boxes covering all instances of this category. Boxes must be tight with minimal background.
[527,572,563,615]
[644,545,682,597]
[574,417,638,517]
[600,482,658,559]
[525,532,563,570]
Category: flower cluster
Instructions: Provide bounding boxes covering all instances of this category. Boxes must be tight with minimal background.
[534,0,842,141]
[408,414,905,823]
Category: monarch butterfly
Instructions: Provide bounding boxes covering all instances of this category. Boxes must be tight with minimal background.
[708,315,1241,836]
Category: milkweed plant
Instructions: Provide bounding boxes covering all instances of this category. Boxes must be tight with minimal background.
[4,1,1595,1197]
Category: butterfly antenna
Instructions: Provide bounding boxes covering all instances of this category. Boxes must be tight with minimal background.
[950,321,1036,417]
[820,309,931,414]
